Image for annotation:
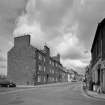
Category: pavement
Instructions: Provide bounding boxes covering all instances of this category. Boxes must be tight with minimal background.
[0,82,105,105]
[0,82,71,94]
[83,86,105,100]
[17,82,69,88]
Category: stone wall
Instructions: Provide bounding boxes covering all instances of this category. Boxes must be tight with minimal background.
[7,35,36,85]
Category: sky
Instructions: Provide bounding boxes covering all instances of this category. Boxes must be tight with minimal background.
[0,0,105,75]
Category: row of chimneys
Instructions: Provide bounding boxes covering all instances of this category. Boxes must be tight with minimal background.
[14,34,60,62]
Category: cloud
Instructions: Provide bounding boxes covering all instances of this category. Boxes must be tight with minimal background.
[0,49,6,62]
[35,0,73,28]
[13,0,74,40]
[0,0,27,75]
[0,0,27,53]
[55,32,90,60]
[0,0,27,39]
[13,0,95,73]
[72,0,105,48]
[0,49,7,75]
[0,56,6,62]
[1,0,105,74]
[0,65,6,69]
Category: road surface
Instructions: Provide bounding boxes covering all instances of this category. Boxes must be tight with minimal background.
[0,82,105,105]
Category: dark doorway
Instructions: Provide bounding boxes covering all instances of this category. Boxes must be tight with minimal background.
[98,69,100,85]
[47,74,49,83]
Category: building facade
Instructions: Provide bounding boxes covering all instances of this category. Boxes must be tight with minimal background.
[85,65,92,90]
[91,18,105,92]
[7,35,68,85]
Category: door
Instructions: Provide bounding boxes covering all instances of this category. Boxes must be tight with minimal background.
[102,70,105,92]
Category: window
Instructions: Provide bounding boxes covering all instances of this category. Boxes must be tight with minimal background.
[50,69,51,73]
[56,63,58,67]
[52,69,54,74]
[50,60,51,64]
[56,78,58,82]
[52,77,54,81]
[55,63,57,67]
[44,76,46,82]
[49,77,51,81]
[44,57,45,62]
[38,75,41,82]
[39,65,42,71]
[44,66,46,72]
[38,53,42,60]
[52,62,54,66]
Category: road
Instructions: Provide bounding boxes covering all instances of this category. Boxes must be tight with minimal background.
[0,82,105,105]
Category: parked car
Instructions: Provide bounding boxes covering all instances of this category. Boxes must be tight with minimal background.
[0,79,16,87]
[8,81,16,87]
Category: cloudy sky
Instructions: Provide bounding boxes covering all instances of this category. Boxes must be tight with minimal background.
[0,0,105,75]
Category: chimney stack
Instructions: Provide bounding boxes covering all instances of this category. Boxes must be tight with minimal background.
[14,34,30,47]
[44,45,50,56]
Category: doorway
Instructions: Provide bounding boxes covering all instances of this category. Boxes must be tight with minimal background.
[98,69,100,85]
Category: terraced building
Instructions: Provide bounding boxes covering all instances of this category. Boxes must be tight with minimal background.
[7,35,67,85]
